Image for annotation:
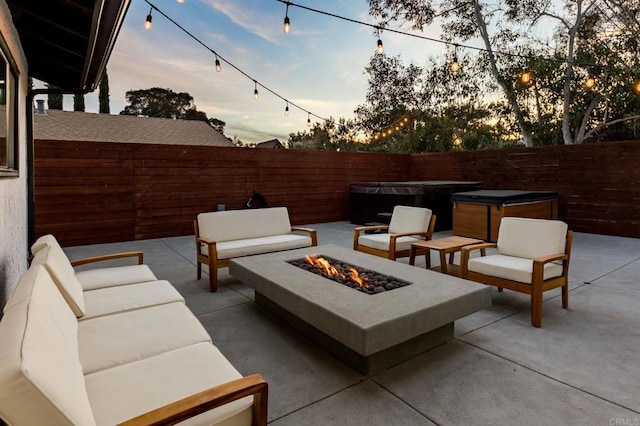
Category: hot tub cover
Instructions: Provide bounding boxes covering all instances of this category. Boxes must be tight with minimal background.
[452,190,558,205]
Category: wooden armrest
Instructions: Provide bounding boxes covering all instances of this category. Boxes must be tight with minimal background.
[460,242,496,253]
[390,231,430,239]
[533,253,568,265]
[196,237,216,246]
[354,225,389,233]
[119,374,268,426]
[70,251,144,267]
[291,227,318,246]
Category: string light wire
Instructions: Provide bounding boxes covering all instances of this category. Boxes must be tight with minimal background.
[142,0,328,123]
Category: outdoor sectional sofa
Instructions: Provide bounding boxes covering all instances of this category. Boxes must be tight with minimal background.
[0,235,267,425]
[195,207,317,291]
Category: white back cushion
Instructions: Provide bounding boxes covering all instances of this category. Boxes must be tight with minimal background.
[30,233,61,255]
[497,217,568,259]
[198,207,292,242]
[31,245,86,317]
[0,266,96,426]
[388,205,433,235]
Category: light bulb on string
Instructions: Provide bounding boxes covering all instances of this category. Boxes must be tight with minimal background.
[307,113,311,127]
[144,8,153,30]
[449,44,461,73]
[253,81,259,100]
[176,0,185,3]
[585,75,596,89]
[285,102,289,116]
[215,56,221,72]
[634,79,640,95]
[283,3,290,33]
[376,27,384,54]
[520,68,532,85]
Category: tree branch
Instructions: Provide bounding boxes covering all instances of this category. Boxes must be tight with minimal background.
[583,115,640,142]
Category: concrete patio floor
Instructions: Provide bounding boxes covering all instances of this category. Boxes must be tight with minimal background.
[65,222,640,425]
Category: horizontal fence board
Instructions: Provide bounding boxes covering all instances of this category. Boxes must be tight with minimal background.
[34,139,640,245]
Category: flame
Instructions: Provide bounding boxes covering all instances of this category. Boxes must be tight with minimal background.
[305,255,368,288]
[348,267,367,288]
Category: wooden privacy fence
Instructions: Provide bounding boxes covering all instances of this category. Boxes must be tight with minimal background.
[34,140,410,246]
[34,139,640,246]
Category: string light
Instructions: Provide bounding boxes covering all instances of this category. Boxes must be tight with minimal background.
[284,2,291,33]
[307,112,311,126]
[520,68,532,85]
[285,101,289,116]
[376,28,384,54]
[215,55,221,72]
[449,45,460,73]
[634,79,640,95]
[585,75,596,89]
[144,7,153,30]
[370,113,412,141]
[253,81,259,100]
[176,0,185,3]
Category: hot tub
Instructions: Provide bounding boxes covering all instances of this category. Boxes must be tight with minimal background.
[349,181,483,231]
[452,190,559,242]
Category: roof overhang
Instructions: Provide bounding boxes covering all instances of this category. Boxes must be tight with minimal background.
[8,0,131,92]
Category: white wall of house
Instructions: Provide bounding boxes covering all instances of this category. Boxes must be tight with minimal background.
[0,0,28,308]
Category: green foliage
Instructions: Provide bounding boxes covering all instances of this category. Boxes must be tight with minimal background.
[120,87,226,134]
[99,71,110,114]
[46,84,62,110]
[73,94,85,112]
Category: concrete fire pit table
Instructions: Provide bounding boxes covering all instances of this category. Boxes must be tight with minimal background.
[230,244,491,375]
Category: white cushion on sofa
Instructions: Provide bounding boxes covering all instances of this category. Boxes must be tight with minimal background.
[0,266,96,426]
[497,217,568,260]
[30,233,60,254]
[468,254,564,284]
[78,302,211,374]
[198,207,292,242]
[81,280,185,320]
[75,264,157,291]
[357,234,423,252]
[388,205,432,235]
[213,234,313,260]
[85,342,253,426]
[31,245,86,317]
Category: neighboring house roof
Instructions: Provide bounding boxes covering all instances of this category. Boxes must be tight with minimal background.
[33,109,234,147]
[255,139,285,149]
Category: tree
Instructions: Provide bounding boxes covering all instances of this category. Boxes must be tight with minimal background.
[99,71,110,113]
[46,84,62,110]
[208,117,226,134]
[73,93,85,112]
[120,87,198,119]
[366,0,640,145]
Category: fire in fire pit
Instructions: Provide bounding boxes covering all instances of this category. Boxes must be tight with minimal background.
[287,254,412,294]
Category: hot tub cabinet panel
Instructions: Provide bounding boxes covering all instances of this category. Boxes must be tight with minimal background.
[349,181,483,231]
[452,190,559,242]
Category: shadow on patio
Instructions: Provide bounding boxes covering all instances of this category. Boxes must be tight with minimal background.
[63,221,640,425]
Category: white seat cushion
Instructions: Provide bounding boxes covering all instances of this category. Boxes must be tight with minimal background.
[468,254,564,284]
[78,303,211,374]
[30,245,86,317]
[81,280,185,320]
[0,266,96,426]
[388,205,432,235]
[213,234,313,260]
[357,233,423,253]
[75,264,157,291]
[198,207,292,242]
[85,342,253,426]
[497,217,568,259]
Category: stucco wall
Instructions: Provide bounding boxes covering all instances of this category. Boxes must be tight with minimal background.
[0,0,28,308]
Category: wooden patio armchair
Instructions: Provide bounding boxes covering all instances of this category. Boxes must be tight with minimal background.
[353,205,436,261]
[460,217,573,328]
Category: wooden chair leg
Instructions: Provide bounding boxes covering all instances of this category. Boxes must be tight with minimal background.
[197,261,202,280]
[531,285,543,328]
[497,287,503,292]
[562,283,569,308]
[425,253,431,269]
[209,261,218,292]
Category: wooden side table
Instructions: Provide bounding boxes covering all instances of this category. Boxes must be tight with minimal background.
[409,236,485,276]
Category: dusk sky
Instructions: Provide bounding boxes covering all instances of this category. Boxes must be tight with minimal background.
[35,0,446,143]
